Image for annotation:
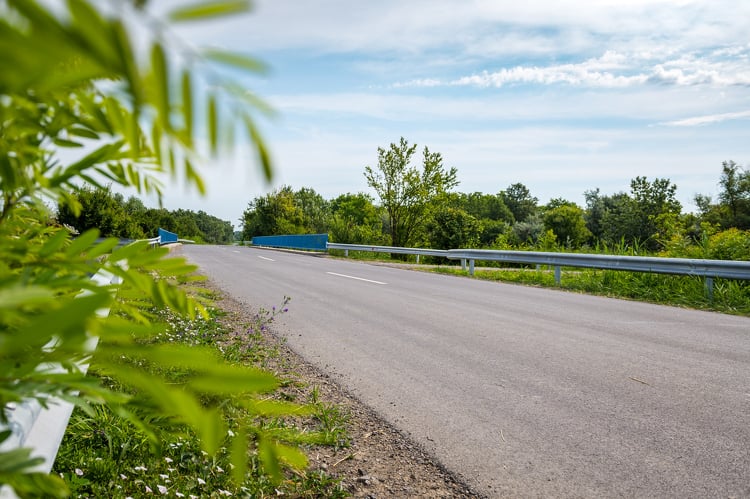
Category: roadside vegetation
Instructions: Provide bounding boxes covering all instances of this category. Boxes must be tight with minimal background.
[54,289,350,498]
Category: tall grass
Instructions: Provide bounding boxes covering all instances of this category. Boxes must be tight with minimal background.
[53,294,350,498]
[429,266,750,315]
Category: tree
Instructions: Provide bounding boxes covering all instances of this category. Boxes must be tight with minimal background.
[499,183,538,223]
[425,206,482,250]
[543,203,592,248]
[364,137,458,249]
[629,176,682,250]
[595,177,682,251]
[328,192,383,244]
[0,1,307,495]
[241,186,306,240]
[294,187,330,234]
[717,160,750,229]
[57,185,134,238]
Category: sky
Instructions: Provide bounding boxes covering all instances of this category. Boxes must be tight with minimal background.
[152,0,749,226]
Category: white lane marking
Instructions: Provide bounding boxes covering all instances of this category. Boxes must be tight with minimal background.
[233,250,240,253]
[258,255,275,261]
[326,272,386,285]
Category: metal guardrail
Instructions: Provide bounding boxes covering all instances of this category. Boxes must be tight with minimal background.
[326,242,448,263]
[327,243,750,296]
[0,267,122,499]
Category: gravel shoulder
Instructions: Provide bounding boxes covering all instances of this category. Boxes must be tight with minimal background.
[204,277,482,498]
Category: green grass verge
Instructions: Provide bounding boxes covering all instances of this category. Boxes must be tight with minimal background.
[53,292,350,498]
[427,266,750,316]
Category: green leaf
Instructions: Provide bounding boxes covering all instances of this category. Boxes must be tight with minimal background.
[169,1,250,22]
[0,286,55,309]
[68,126,99,140]
[187,365,278,394]
[65,229,101,258]
[185,158,206,195]
[257,436,282,483]
[39,229,71,257]
[151,42,171,132]
[203,49,268,73]
[275,441,308,470]
[53,138,83,148]
[230,428,248,485]
[208,94,218,154]
[243,399,313,417]
[244,115,273,181]
[181,70,193,144]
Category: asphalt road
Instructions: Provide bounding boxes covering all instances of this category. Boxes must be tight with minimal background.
[182,245,750,498]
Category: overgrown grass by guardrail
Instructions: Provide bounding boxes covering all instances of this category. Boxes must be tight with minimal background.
[327,242,750,314]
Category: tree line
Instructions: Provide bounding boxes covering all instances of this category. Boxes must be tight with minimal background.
[241,138,750,260]
[57,186,235,244]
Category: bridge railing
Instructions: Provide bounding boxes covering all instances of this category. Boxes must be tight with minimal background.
[252,233,328,251]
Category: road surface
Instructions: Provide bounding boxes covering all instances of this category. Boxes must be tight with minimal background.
[182,245,750,498]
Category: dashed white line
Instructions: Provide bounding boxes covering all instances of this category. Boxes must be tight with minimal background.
[326,272,386,285]
[233,250,240,253]
[257,255,275,261]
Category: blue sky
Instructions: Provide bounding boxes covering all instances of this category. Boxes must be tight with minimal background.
[158,0,749,226]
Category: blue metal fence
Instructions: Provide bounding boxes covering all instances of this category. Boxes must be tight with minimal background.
[158,227,178,244]
[252,233,328,251]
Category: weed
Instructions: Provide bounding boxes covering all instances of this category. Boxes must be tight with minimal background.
[54,294,350,497]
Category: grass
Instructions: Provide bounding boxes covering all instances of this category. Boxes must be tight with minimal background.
[53,290,351,498]
[427,265,750,315]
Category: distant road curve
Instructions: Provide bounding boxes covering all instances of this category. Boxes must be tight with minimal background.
[183,245,750,498]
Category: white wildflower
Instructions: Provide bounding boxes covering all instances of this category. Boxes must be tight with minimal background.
[216,466,224,473]
[74,468,83,477]
[157,484,168,495]
[135,466,148,472]
[120,474,127,480]
[164,457,174,463]
[145,485,153,493]
[159,474,169,480]
[218,490,232,496]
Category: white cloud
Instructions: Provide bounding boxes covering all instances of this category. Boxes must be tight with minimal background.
[395,46,750,89]
[659,110,750,127]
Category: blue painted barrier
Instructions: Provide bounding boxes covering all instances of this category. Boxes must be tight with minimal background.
[252,233,328,251]
[158,228,178,244]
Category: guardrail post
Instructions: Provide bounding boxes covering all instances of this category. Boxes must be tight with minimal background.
[705,277,714,302]
[416,255,420,264]
[554,266,561,285]
[345,249,349,257]
[469,259,475,275]
[461,258,466,271]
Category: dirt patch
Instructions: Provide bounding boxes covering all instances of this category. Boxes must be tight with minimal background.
[204,278,481,498]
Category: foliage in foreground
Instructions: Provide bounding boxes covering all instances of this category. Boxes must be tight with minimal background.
[0,0,298,496]
[54,300,349,498]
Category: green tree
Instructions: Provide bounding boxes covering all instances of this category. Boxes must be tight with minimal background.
[194,210,234,244]
[0,1,307,495]
[596,177,682,251]
[717,160,750,229]
[241,186,306,239]
[294,187,330,234]
[56,185,133,238]
[364,137,458,250]
[425,206,482,250]
[499,183,538,223]
[328,192,384,244]
[543,202,592,248]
